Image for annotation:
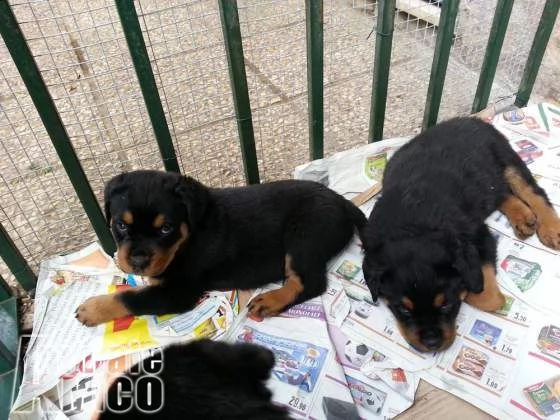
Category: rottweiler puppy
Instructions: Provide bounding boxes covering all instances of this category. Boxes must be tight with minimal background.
[98,339,289,419]
[362,117,560,353]
[76,171,366,326]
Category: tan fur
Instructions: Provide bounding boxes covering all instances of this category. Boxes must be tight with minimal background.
[465,264,506,312]
[499,194,537,239]
[402,296,415,310]
[504,166,560,249]
[122,211,133,224]
[433,293,445,308]
[117,223,189,277]
[152,214,166,228]
[248,254,304,317]
[75,293,131,327]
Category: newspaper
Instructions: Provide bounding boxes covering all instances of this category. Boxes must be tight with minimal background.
[224,288,416,419]
[295,102,560,419]
[11,244,238,419]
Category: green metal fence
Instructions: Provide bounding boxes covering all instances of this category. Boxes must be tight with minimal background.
[0,0,558,296]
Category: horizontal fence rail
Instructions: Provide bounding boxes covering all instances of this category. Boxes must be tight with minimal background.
[0,0,558,292]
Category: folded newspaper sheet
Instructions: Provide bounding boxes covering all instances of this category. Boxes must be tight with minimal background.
[295,102,560,419]
[11,244,238,419]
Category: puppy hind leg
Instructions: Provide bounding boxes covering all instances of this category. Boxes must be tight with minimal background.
[498,194,537,240]
[504,166,560,249]
[285,251,329,305]
[465,264,505,312]
[247,255,305,318]
[247,253,329,317]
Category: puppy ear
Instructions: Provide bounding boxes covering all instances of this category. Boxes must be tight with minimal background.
[236,343,275,381]
[103,173,126,226]
[453,241,483,293]
[174,176,209,230]
[362,255,384,302]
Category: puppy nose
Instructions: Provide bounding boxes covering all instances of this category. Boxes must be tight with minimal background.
[130,254,150,271]
[421,332,443,351]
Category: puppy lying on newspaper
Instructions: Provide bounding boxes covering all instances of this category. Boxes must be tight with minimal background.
[362,117,560,353]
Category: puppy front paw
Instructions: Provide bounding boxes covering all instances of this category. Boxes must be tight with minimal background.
[537,216,560,250]
[75,294,130,327]
[465,290,506,312]
[512,210,537,240]
[247,291,287,318]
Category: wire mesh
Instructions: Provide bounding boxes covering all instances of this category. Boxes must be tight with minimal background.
[236,0,309,181]
[0,0,558,293]
[136,0,245,187]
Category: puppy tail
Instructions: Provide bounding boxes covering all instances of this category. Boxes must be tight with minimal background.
[345,199,367,242]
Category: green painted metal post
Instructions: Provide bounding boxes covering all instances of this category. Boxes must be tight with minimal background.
[471,0,514,113]
[115,0,180,173]
[0,2,115,255]
[218,0,260,184]
[0,275,13,301]
[306,0,324,159]
[369,0,396,142]
[422,0,460,130]
[0,224,36,291]
[515,0,560,107]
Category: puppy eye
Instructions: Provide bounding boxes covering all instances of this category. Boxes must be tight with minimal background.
[159,223,173,235]
[397,305,411,316]
[441,303,454,313]
[115,220,128,232]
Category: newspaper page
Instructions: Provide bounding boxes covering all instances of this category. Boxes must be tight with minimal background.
[225,288,415,419]
[11,245,238,419]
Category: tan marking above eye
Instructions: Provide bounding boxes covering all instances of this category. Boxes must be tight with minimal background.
[433,293,445,308]
[152,214,166,228]
[122,211,134,224]
[402,296,415,310]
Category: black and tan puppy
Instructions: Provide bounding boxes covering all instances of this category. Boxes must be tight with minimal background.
[98,339,289,419]
[76,171,366,326]
[362,117,560,353]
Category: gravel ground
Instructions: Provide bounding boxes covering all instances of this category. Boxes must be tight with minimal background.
[0,0,558,329]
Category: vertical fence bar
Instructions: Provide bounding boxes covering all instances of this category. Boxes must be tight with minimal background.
[218,0,260,184]
[0,275,13,301]
[471,0,514,113]
[422,0,460,130]
[515,0,560,107]
[369,0,396,142]
[115,0,180,173]
[0,1,115,255]
[0,224,36,291]
[305,0,324,159]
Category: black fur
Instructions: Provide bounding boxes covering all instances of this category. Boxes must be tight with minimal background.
[98,340,290,419]
[362,117,552,352]
[105,172,366,316]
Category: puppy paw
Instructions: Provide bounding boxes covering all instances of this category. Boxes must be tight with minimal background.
[75,294,128,327]
[510,208,537,240]
[247,291,287,318]
[537,216,560,250]
[466,290,506,313]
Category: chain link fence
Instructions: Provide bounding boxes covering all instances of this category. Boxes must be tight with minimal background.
[0,0,558,297]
